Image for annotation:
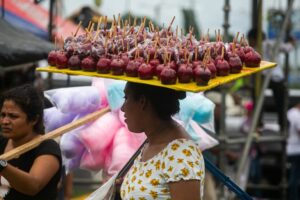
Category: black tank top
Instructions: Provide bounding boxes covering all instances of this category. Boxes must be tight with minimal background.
[0,136,62,200]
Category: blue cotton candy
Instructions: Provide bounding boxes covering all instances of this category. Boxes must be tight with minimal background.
[106,80,126,111]
[179,92,215,126]
[185,123,200,141]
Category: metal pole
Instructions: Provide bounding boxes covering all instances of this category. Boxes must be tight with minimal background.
[237,0,295,184]
[249,0,262,121]
[1,0,5,18]
[251,0,258,30]
[223,0,230,42]
[254,0,263,105]
[281,52,289,200]
[48,0,54,41]
[282,0,293,198]
[47,0,55,89]
[218,1,230,198]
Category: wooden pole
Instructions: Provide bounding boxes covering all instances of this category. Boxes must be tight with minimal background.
[0,107,110,161]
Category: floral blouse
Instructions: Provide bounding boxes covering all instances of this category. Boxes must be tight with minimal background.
[120,139,205,200]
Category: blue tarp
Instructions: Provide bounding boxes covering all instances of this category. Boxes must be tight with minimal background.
[0,19,54,66]
[2,9,49,40]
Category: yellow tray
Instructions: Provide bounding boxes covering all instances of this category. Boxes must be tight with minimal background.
[37,60,276,92]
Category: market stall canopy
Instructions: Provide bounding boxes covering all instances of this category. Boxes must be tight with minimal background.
[0,0,84,40]
[0,19,54,66]
[0,0,48,39]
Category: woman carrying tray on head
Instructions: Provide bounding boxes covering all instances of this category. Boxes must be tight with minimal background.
[120,82,205,200]
[0,84,62,200]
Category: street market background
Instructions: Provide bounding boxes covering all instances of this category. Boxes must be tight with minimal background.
[2,1,300,199]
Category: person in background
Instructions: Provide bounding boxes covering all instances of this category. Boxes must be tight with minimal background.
[240,101,254,134]
[63,173,73,200]
[247,28,295,131]
[0,84,62,200]
[286,103,300,200]
[120,82,205,200]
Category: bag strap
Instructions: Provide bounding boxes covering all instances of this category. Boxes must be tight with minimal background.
[116,139,148,179]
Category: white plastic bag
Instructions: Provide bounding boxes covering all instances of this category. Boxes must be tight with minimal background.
[189,120,219,150]
[85,173,118,200]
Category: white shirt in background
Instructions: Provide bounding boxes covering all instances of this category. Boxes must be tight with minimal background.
[286,106,300,156]
[262,40,294,82]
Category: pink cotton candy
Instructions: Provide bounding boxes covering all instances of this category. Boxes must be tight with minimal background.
[118,110,127,127]
[106,127,146,176]
[80,146,110,171]
[79,111,122,157]
[92,78,109,108]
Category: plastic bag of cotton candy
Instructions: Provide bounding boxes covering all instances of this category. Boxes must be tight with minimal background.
[43,79,109,172]
[43,81,108,133]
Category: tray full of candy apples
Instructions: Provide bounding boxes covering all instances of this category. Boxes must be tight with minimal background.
[37,16,276,92]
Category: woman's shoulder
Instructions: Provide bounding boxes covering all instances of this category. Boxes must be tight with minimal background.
[167,138,199,148]
[160,138,205,183]
[40,138,60,146]
[36,139,61,158]
[164,138,202,157]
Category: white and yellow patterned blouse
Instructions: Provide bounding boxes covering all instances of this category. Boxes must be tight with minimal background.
[120,139,205,200]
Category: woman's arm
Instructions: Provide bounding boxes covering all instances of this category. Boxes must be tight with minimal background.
[64,172,74,200]
[169,180,201,200]
[1,155,60,196]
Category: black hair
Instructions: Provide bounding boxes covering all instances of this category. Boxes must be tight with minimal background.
[247,28,266,40]
[0,84,45,134]
[126,82,186,120]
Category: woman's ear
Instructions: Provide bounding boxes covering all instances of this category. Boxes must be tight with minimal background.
[139,95,148,110]
[29,115,39,127]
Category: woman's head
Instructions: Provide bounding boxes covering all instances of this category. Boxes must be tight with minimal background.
[0,84,45,135]
[121,82,186,132]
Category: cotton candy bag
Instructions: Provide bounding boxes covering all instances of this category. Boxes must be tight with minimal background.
[48,86,102,114]
[179,92,215,125]
[44,107,76,132]
[79,112,122,170]
[106,127,146,176]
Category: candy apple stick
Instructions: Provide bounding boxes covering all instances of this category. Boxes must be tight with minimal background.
[167,16,175,33]
[74,21,82,37]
